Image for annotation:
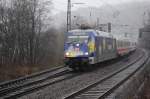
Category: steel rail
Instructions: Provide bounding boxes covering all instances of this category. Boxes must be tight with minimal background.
[64,49,148,99]
[0,66,64,89]
[0,66,71,97]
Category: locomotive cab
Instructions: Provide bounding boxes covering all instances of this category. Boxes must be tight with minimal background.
[64,30,96,69]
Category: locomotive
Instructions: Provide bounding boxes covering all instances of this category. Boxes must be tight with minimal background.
[64,29,136,70]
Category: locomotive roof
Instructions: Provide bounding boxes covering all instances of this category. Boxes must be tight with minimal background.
[68,29,114,38]
[95,30,113,38]
[69,29,96,33]
[113,34,130,41]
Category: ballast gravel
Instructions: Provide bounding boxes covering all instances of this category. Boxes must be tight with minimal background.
[20,50,141,99]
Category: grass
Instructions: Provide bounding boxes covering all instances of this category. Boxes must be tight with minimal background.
[0,60,63,83]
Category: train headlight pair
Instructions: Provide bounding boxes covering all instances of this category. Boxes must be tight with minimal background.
[65,52,88,56]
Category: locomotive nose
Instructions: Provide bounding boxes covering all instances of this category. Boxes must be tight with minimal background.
[64,42,89,58]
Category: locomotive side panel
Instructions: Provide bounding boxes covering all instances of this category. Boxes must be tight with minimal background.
[94,36,117,64]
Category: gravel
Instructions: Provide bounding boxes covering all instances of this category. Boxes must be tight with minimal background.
[20,50,141,99]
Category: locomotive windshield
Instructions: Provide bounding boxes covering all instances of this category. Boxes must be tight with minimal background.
[67,36,88,43]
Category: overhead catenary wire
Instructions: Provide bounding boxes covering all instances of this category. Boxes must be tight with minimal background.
[99,0,140,29]
[100,0,120,18]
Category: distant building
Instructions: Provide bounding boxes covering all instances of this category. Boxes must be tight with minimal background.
[96,23,111,33]
[139,11,150,49]
[139,25,150,49]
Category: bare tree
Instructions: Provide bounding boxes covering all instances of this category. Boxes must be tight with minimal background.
[0,0,53,67]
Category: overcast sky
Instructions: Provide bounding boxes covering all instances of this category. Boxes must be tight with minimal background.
[52,0,148,14]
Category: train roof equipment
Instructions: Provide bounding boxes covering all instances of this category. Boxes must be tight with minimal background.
[67,29,114,39]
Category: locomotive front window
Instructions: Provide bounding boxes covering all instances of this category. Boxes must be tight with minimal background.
[67,36,88,43]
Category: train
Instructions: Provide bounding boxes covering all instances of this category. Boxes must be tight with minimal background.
[64,29,136,71]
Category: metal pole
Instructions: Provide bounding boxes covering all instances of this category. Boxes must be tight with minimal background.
[97,18,99,28]
[67,0,71,32]
[108,22,111,33]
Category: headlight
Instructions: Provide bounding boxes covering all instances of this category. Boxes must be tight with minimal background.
[76,43,80,46]
[65,52,69,56]
[85,52,89,55]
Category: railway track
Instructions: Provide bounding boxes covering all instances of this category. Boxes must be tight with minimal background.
[0,66,64,89]
[64,49,149,99]
[0,66,77,98]
[0,49,148,99]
